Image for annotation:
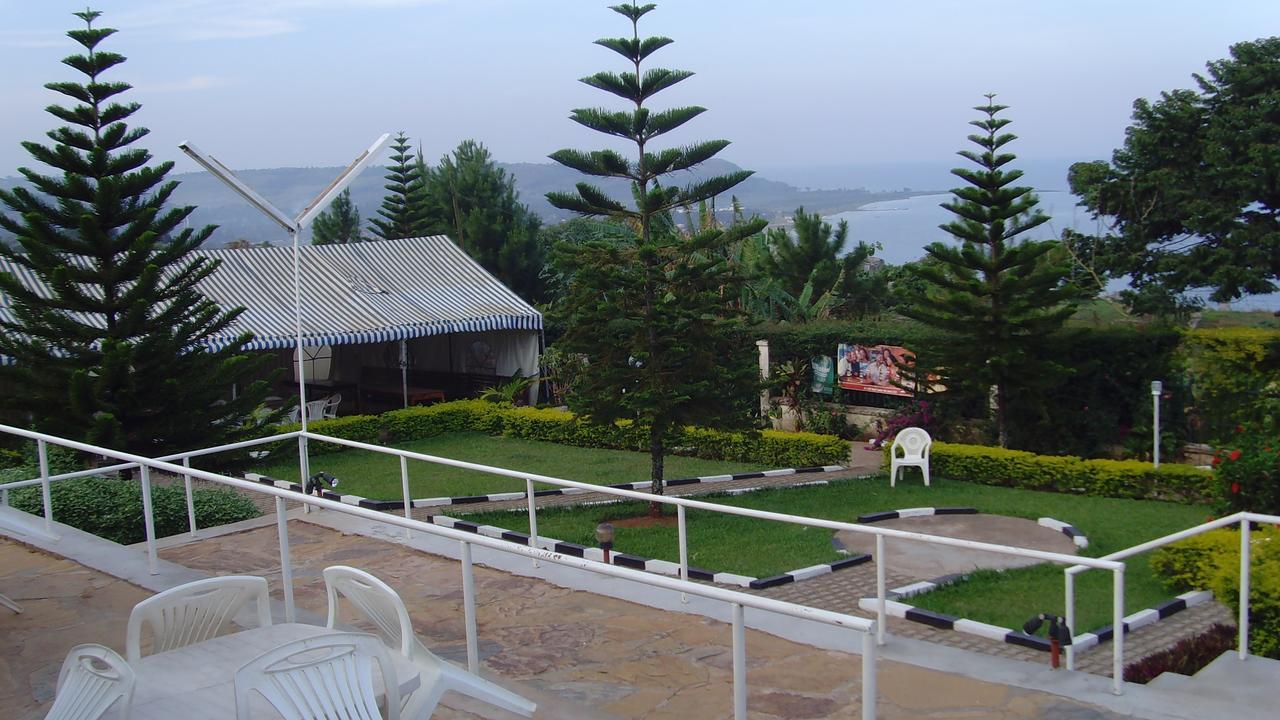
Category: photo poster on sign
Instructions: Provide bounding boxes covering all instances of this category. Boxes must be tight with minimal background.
[836,343,915,397]
[810,355,834,395]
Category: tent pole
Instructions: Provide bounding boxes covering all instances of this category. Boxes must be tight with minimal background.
[400,339,409,408]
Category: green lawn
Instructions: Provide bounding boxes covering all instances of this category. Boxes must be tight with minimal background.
[457,476,1208,631]
[237,432,760,500]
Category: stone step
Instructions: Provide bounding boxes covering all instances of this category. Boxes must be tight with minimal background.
[1144,651,1280,719]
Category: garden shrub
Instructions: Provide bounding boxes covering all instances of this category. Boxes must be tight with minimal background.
[1123,623,1236,684]
[1179,328,1280,443]
[288,401,850,468]
[1212,420,1280,516]
[1152,526,1280,659]
[895,441,1215,503]
[9,477,260,545]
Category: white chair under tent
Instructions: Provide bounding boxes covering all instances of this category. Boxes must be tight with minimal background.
[323,565,536,719]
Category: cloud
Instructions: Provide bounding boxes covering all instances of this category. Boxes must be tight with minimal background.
[137,75,236,94]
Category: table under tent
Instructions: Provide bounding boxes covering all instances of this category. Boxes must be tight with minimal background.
[194,236,542,415]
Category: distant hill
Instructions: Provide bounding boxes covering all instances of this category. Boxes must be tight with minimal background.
[1,159,934,247]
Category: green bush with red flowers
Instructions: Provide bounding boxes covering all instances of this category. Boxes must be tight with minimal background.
[1213,420,1280,516]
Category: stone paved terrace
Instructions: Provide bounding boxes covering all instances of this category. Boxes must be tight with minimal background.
[2,519,1146,720]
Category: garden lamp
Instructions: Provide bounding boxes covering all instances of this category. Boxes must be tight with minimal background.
[1023,612,1072,669]
[595,522,615,564]
[305,471,340,498]
[1151,380,1163,468]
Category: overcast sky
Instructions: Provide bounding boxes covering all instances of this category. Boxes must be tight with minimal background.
[2,0,1277,182]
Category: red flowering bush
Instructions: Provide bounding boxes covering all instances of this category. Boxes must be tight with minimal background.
[1214,421,1280,516]
[866,399,937,450]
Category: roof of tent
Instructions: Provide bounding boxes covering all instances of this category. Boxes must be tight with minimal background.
[0,235,542,355]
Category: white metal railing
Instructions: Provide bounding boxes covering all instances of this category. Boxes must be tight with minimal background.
[1063,511,1279,673]
[0,424,876,720]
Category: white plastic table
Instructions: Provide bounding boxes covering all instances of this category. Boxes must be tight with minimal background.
[116,623,420,719]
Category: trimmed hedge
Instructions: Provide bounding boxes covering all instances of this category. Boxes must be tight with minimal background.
[886,441,1215,503]
[284,400,850,467]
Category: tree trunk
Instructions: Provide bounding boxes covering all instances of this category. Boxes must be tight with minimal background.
[649,424,665,517]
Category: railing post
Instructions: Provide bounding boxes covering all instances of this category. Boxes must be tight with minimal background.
[1112,566,1125,695]
[461,540,479,673]
[275,497,296,622]
[37,439,52,534]
[525,478,540,567]
[732,602,747,720]
[140,466,158,575]
[1240,518,1251,660]
[678,504,690,602]
[875,533,887,646]
[182,456,198,537]
[861,627,878,720]
[400,456,412,541]
[1065,569,1076,671]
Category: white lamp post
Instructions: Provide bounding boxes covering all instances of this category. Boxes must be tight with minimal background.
[1151,380,1163,468]
[177,134,391,482]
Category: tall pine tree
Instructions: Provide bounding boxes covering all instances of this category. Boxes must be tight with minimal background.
[904,96,1080,447]
[310,188,362,245]
[547,2,764,504]
[367,132,427,241]
[0,9,272,455]
[420,140,544,301]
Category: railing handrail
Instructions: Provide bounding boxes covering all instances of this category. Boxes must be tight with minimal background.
[0,422,874,634]
[303,430,1123,571]
[1065,510,1280,575]
[0,431,301,491]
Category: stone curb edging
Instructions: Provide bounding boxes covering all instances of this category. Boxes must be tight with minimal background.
[858,589,1215,653]
[425,512,871,590]
[856,506,979,524]
[246,465,847,512]
[1037,517,1090,549]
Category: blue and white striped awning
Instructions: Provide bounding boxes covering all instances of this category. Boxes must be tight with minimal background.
[0,235,542,356]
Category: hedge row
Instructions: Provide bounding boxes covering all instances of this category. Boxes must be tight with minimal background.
[286,400,851,467]
[886,440,1215,503]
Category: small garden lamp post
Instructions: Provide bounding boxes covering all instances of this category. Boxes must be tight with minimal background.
[1023,613,1072,669]
[1151,380,1163,468]
[595,522,615,564]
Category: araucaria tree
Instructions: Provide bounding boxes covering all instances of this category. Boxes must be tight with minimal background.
[547,2,765,504]
[311,188,362,245]
[1068,37,1280,312]
[368,131,427,241]
[420,140,544,301]
[904,96,1080,448]
[0,10,272,455]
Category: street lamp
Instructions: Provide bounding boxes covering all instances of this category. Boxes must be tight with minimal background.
[178,134,390,487]
[1151,380,1163,468]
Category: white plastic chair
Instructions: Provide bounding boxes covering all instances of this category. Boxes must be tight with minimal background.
[127,576,273,662]
[305,398,328,421]
[890,427,932,487]
[322,393,342,419]
[234,631,399,720]
[44,644,135,720]
[323,565,536,719]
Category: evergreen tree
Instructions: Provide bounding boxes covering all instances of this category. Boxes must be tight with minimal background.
[756,207,887,319]
[903,96,1081,448]
[367,131,427,241]
[310,188,362,245]
[420,140,544,301]
[547,3,765,504]
[0,10,273,455]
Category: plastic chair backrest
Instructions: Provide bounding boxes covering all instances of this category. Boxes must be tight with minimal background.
[127,575,272,662]
[234,632,400,720]
[324,566,415,658]
[45,644,135,720]
[322,393,342,419]
[305,398,328,421]
[287,406,301,423]
[892,427,932,459]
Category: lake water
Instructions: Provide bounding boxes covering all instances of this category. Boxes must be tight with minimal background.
[826,192,1280,312]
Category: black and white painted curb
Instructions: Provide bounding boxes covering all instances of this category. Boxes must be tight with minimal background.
[426,512,870,589]
[858,589,1214,652]
[856,507,979,524]
[1037,517,1089,549]
[246,465,847,512]
[885,573,966,600]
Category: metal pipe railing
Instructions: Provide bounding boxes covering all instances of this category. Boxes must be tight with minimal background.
[0,423,879,719]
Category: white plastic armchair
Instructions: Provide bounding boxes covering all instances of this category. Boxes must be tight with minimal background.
[234,631,399,720]
[126,575,272,662]
[322,393,342,419]
[890,427,932,487]
[323,565,536,719]
[44,644,135,720]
